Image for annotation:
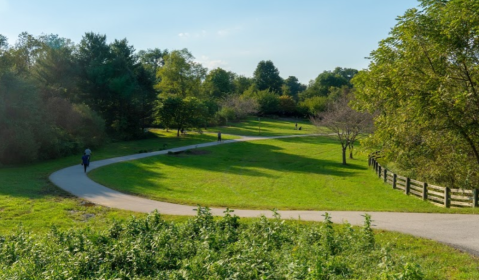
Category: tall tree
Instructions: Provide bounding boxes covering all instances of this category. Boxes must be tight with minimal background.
[352,0,479,187]
[253,60,283,94]
[283,76,306,101]
[155,49,206,98]
[202,67,235,99]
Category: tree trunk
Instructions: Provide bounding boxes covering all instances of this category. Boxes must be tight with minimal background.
[177,128,180,137]
[342,146,347,165]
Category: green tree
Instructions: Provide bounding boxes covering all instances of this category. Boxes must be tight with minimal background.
[202,67,235,99]
[352,0,479,187]
[253,60,283,94]
[155,96,209,136]
[233,75,253,95]
[283,76,306,101]
[156,49,206,98]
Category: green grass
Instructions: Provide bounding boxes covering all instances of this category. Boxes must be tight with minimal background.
[1,118,479,278]
[214,116,325,136]
[90,135,479,213]
[0,130,235,234]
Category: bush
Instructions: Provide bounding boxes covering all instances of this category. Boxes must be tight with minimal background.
[0,209,424,279]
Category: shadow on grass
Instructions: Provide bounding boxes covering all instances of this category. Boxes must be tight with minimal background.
[121,136,367,191]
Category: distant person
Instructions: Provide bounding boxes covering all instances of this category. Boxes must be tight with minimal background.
[218,131,222,142]
[81,153,90,173]
[84,148,92,160]
[295,123,298,130]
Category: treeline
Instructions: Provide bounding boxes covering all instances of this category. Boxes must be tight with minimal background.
[0,32,357,164]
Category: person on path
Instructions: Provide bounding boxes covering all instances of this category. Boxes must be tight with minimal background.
[295,123,298,130]
[217,131,222,142]
[84,148,92,160]
[81,153,90,173]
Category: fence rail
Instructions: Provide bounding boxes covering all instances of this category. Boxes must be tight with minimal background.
[368,157,478,208]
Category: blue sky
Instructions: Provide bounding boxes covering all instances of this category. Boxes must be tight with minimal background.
[0,0,419,84]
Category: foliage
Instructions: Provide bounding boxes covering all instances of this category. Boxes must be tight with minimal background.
[283,75,307,101]
[0,210,426,279]
[311,95,373,165]
[253,60,284,94]
[154,95,209,136]
[301,67,357,99]
[202,67,235,99]
[156,48,207,98]
[278,95,297,116]
[217,95,259,123]
[254,89,280,115]
[299,96,329,116]
[352,0,479,188]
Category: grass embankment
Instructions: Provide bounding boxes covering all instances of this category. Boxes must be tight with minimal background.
[0,130,235,234]
[91,136,478,214]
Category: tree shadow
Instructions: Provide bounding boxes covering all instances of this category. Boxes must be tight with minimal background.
[131,136,366,190]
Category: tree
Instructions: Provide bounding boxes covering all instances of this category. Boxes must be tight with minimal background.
[278,95,296,116]
[283,76,306,101]
[218,95,258,123]
[156,49,206,98]
[202,67,235,99]
[311,95,373,165]
[155,96,209,136]
[253,60,283,94]
[233,75,253,95]
[352,0,479,187]
[302,70,349,99]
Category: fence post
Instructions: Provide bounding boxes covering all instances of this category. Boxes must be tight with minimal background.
[473,189,478,208]
[384,169,388,183]
[393,174,397,189]
[422,182,428,201]
[368,156,371,167]
[444,187,450,208]
[378,165,382,179]
[405,178,410,195]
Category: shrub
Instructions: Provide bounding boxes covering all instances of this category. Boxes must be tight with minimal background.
[0,209,424,279]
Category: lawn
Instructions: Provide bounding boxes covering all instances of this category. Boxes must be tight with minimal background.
[89,135,479,213]
[1,119,479,279]
[212,116,326,136]
[0,130,234,234]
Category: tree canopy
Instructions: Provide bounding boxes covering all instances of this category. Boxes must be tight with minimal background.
[352,0,479,188]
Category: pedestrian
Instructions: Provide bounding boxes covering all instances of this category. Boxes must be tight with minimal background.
[295,123,298,130]
[217,131,222,142]
[84,148,92,160]
[81,153,90,173]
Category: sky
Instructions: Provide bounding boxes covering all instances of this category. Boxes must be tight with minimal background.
[0,0,420,84]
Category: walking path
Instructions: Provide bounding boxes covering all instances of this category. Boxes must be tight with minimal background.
[50,134,479,256]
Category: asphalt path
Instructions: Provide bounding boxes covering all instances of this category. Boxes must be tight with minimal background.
[49,135,479,256]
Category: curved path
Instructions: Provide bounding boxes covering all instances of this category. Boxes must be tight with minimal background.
[50,135,479,256]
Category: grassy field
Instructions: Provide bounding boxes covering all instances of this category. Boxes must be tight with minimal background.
[0,130,234,234]
[213,116,325,136]
[90,135,479,213]
[2,119,479,279]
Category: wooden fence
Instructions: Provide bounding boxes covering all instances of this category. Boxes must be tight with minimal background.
[369,157,478,208]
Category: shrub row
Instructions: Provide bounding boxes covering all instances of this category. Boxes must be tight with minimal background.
[0,208,423,279]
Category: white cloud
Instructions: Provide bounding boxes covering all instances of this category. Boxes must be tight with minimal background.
[195,55,229,70]
[178,30,207,40]
[0,0,8,13]
[178,32,190,38]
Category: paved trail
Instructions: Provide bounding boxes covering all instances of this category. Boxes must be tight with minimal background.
[50,135,479,256]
